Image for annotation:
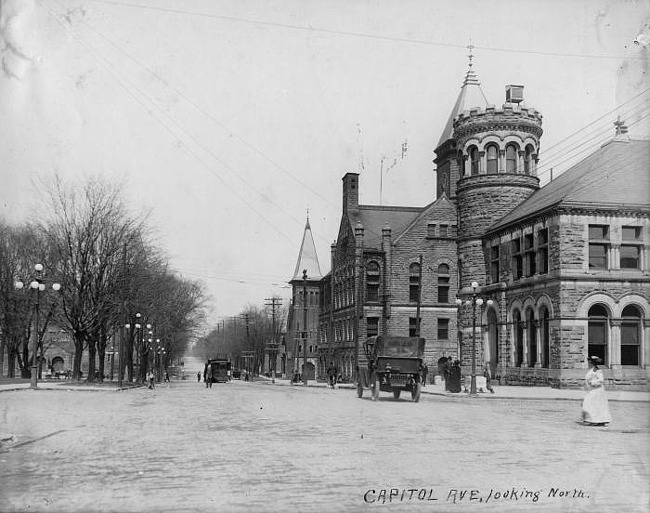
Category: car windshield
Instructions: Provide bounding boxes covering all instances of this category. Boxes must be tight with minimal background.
[375,337,424,358]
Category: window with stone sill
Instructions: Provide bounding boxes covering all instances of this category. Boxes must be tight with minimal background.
[537,228,549,274]
[588,304,609,366]
[409,262,421,303]
[439,224,449,238]
[621,226,642,269]
[621,305,641,366]
[469,146,479,176]
[438,318,449,340]
[366,261,380,302]
[588,225,610,269]
[438,263,450,303]
[490,245,500,283]
[524,233,536,277]
[506,144,518,173]
[524,145,534,175]
[409,317,418,337]
[512,238,523,279]
[486,144,498,174]
[367,317,379,338]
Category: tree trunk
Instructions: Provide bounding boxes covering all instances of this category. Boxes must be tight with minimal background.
[73,333,84,380]
[0,337,5,377]
[126,332,134,382]
[87,336,97,383]
[97,325,106,383]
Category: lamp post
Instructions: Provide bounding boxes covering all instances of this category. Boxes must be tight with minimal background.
[124,313,142,385]
[14,263,61,389]
[302,269,308,387]
[456,281,493,396]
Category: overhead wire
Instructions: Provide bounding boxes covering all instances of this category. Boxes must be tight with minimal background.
[89,0,645,61]
[42,0,301,246]
[69,8,341,216]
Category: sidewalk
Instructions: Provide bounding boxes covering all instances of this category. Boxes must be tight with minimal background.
[261,376,650,402]
[0,378,142,393]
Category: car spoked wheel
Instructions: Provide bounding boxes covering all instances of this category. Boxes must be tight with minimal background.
[411,383,421,402]
[371,374,379,401]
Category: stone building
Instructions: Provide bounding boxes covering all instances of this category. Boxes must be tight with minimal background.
[297,57,649,389]
[316,173,460,382]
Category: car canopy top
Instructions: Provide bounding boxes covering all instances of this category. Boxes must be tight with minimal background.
[367,336,425,359]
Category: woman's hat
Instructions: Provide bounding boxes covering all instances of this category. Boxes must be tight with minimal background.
[588,356,602,364]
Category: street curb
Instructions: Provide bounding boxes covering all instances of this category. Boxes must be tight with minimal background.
[261,379,649,403]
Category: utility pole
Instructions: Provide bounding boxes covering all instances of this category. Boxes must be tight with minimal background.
[302,270,308,386]
[265,297,282,377]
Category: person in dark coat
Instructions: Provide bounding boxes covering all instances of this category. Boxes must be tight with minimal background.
[448,360,462,393]
[442,358,451,391]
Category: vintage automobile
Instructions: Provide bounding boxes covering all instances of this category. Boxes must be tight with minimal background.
[356,336,425,402]
[205,359,232,383]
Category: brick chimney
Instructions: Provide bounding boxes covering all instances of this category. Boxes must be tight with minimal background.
[342,173,359,214]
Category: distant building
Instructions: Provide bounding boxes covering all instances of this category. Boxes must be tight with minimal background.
[286,218,322,380]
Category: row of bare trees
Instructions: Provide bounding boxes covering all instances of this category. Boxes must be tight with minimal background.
[0,177,206,382]
[194,303,288,375]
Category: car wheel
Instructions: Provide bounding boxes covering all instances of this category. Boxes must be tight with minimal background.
[371,374,379,401]
[411,383,421,402]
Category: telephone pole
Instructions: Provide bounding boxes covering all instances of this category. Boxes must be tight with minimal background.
[265,297,282,377]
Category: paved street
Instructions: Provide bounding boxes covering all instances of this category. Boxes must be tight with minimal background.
[0,379,648,513]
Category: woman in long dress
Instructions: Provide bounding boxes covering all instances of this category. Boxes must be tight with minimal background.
[581,356,611,426]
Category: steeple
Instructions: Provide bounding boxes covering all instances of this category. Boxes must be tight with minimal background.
[291,216,322,282]
[436,43,489,149]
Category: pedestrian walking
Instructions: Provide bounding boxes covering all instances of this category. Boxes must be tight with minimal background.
[164,371,170,383]
[327,362,337,388]
[442,357,451,391]
[448,360,462,393]
[483,364,495,394]
[205,363,213,389]
[421,364,429,388]
[581,356,611,426]
[147,371,155,389]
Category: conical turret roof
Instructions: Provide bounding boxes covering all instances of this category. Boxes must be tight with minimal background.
[436,51,489,149]
[291,217,322,282]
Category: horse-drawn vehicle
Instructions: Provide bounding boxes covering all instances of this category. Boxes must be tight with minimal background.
[356,336,425,402]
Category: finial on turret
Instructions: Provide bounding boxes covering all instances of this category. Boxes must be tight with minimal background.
[467,40,475,69]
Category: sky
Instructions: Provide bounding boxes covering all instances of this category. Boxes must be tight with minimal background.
[1,0,649,324]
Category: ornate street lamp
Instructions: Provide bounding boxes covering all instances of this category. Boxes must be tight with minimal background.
[14,263,61,389]
[123,313,142,387]
[456,281,493,396]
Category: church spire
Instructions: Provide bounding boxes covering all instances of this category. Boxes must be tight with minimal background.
[291,216,322,282]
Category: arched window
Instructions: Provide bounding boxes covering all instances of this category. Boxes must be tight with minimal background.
[486,144,498,174]
[524,145,534,175]
[506,144,518,173]
[366,261,380,302]
[409,262,421,303]
[539,306,550,368]
[588,304,609,366]
[526,309,537,368]
[513,310,523,367]
[470,147,479,176]
[621,305,642,366]
[487,309,499,373]
[437,263,449,303]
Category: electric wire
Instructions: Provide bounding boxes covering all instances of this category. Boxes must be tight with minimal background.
[89,0,645,61]
[41,0,300,246]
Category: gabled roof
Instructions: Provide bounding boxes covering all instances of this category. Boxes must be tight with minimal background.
[436,64,489,149]
[347,205,424,250]
[490,138,650,232]
[291,217,322,281]
[394,194,457,244]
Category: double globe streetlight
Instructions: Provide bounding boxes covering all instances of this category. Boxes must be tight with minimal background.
[15,264,61,389]
[456,281,493,396]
